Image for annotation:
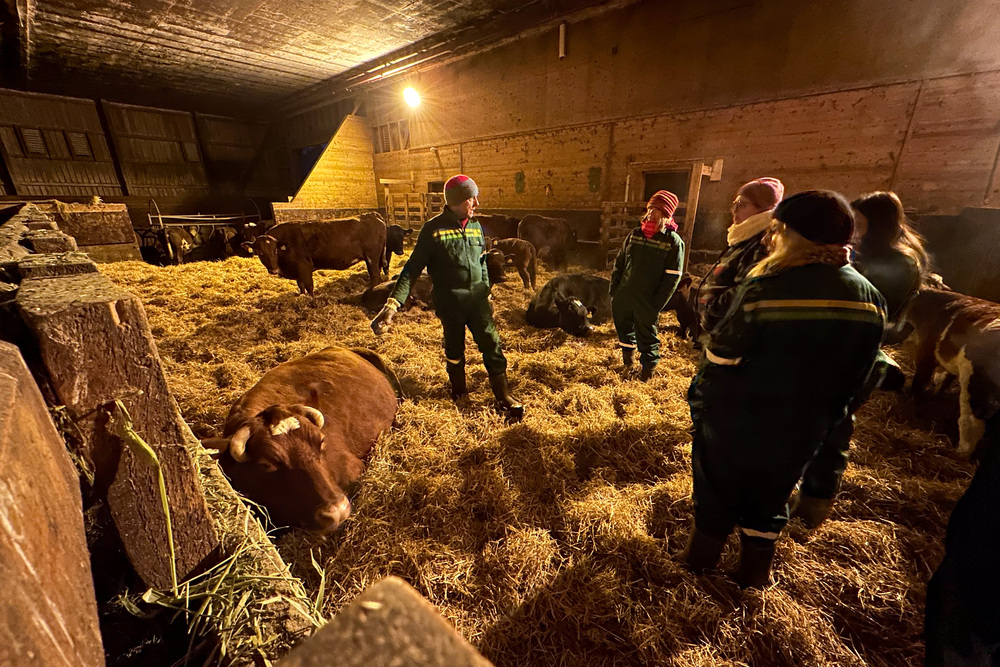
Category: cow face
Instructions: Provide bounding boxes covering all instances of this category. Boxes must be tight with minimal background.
[245,235,284,275]
[386,225,413,256]
[204,404,352,535]
[485,249,506,285]
[556,295,594,337]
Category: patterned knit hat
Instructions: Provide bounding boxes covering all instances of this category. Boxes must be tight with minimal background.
[444,174,479,205]
[773,190,854,245]
[738,177,784,210]
[647,190,679,218]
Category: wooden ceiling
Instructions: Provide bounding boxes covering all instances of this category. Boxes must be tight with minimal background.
[8,0,609,116]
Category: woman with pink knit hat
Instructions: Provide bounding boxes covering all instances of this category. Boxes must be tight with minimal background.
[696,177,784,337]
[609,190,686,381]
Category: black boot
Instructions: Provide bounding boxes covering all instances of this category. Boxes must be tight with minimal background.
[621,347,635,367]
[489,373,524,423]
[639,365,654,382]
[447,362,468,401]
[680,526,726,573]
[736,533,777,589]
[791,493,834,529]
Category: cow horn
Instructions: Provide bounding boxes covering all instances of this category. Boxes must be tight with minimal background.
[298,406,325,429]
[230,425,251,462]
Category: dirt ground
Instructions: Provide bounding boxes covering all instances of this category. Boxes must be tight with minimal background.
[101,252,974,667]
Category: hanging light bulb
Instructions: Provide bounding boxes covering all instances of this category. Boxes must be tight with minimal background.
[403,87,421,108]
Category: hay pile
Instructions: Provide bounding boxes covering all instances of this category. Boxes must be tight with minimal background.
[101,253,975,666]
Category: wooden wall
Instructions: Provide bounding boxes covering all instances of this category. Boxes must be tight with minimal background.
[194,113,268,197]
[0,90,122,197]
[274,115,377,212]
[355,0,1000,249]
[101,101,210,200]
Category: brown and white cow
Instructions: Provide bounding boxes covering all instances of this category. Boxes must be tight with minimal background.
[243,212,387,295]
[518,214,576,270]
[201,346,399,535]
[904,289,1000,456]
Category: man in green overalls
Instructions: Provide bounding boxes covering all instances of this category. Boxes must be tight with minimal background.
[370,174,523,422]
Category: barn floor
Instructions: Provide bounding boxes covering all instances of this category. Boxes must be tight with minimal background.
[101,254,975,667]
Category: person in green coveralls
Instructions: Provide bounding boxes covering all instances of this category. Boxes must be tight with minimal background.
[682,190,886,589]
[609,190,686,381]
[370,174,523,422]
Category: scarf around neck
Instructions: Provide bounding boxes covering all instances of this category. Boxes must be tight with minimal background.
[641,217,678,238]
[726,210,772,246]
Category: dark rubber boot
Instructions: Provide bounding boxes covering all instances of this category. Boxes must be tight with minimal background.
[639,365,654,382]
[736,534,777,589]
[447,362,468,401]
[680,527,726,573]
[621,347,635,367]
[791,494,834,529]
[489,373,524,423]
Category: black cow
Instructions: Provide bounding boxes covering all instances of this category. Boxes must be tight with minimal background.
[662,275,701,344]
[383,225,414,274]
[243,212,387,295]
[924,411,1000,666]
[526,273,612,338]
[478,214,520,240]
[518,214,576,270]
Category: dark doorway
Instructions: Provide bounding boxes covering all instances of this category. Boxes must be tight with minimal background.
[293,142,327,184]
[643,171,689,202]
[428,181,445,193]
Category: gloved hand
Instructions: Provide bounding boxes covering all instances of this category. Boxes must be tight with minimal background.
[371,299,400,336]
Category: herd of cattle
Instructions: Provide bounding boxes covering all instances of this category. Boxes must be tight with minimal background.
[160,210,1000,543]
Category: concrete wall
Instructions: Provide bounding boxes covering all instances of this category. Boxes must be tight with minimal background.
[355,0,1000,248]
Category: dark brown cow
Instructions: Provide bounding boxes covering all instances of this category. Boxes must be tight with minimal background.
[477,214,520,240]
[361,274,433,312]
[201,346,399,535]
[243,212,386,295]
[662,274,701,344]
[518,214,575,270]
[489,237,537,289]
[383,224,413,274]
[903,289,1000,456]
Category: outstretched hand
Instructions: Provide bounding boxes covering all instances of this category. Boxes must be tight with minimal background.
[371,304,396,336]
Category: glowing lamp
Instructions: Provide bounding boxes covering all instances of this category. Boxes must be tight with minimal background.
[403,87,421,108]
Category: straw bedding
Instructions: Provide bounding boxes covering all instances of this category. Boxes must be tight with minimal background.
[101,253,975,666]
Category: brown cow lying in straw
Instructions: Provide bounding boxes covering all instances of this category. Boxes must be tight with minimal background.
[201,346,400,535]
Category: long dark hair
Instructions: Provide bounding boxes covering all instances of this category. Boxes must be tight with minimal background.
[851,191,930,274]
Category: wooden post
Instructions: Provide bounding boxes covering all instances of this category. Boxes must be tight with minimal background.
[682,162,705,272]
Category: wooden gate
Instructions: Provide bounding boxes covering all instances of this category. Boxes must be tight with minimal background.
[385,192,444,232]
[600,160,717,269]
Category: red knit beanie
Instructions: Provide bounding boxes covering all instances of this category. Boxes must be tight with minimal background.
[647,190,679,218]
[444,174,479,205]
[738,177,784,210]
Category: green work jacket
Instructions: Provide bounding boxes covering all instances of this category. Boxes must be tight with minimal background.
[609,227,685,311]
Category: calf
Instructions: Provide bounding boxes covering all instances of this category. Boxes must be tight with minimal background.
[518,214,576,270]
[490,238,537,289]
[243,212,387,295]
[484,249,507,286]
[904,289,1000,456]
[662,275,701,343]
[165,227,197,264]
[527,273,612,338]
[201,346,399,535]
[477,214,520,240]
[361,274,433,313]
[383,225,414,274]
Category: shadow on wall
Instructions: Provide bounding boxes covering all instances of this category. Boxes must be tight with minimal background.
[913,208,1000,302]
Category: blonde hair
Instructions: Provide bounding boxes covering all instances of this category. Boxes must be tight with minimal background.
[748,222,819,278]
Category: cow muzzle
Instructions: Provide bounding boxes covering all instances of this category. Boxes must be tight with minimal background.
[314,495,352,534]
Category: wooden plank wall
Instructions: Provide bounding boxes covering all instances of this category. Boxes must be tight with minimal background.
[102,101,209,199]
[373,71,1000,248]
[274,115,377,211]
[0,90,123,197]
[194,113,267,197]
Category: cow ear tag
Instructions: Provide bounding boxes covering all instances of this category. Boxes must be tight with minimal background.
[279,243,287,251]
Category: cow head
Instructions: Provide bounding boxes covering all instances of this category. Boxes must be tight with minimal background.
[485,249,506,285]
[243,234,285,275]
[203,404,353,535]
[555,295,594,337]
[386,225,413,256]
